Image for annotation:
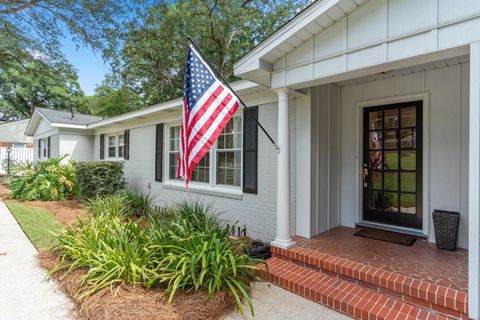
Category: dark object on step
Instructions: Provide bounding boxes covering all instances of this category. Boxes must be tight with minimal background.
[432,209,460,251]
[354,228,416,246]
[246,241,271,260]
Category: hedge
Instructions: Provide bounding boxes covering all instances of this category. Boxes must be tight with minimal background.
[76,161,127,199]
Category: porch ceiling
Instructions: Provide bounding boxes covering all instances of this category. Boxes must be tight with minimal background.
[336,54,470,86]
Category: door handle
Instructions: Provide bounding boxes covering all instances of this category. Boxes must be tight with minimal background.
[363,168,368,187]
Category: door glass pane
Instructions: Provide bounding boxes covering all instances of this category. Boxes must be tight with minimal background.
[384,130,398,149]
[370,171,382,190]
[384,172,398,191]
[369,151,383,169]
[369,131,382,149]
[369,111,382,130]
[383,192,398,212]
[400,194,416,214]
[401,172,416,192]
[368,191,383,210]
[401,107,416,128]
[401,151,416,170]
[384,109,399,129]
[401,128,416,149]
[384,151,398,170]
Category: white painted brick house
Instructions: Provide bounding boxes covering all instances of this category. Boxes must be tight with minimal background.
[25,1,480,317]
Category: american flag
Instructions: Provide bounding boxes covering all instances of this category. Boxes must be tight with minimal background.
[177,45,240,185]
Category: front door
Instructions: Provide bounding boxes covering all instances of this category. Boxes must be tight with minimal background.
[362,101,423,229]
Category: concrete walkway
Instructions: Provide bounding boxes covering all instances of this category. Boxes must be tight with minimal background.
[0,201,74,320]
[225,282,351,320]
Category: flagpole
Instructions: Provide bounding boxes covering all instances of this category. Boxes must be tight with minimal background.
[187,37,280,152]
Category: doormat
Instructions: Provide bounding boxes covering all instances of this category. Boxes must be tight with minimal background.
[354,228,416,246]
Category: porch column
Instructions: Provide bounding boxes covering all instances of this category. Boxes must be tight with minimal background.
[469,41,480,320]
[271,88,295,249]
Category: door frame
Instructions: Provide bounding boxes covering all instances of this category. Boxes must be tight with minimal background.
[355,92,430,235]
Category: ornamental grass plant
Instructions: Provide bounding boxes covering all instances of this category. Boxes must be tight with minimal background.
[51,199,260,315]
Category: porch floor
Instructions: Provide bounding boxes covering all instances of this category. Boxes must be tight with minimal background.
[293,227,467,292]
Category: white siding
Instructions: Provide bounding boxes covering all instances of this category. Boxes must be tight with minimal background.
[59,133,94,162]
[336,64,470,248]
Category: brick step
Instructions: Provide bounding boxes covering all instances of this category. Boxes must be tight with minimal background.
[271,246,467,319]
[259,257,453,320]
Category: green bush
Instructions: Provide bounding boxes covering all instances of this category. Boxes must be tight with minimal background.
[83,194,129,219]
[76,161,127,199]
[124,188,155,217]
[8,156,77,201]
[52,200,259,315]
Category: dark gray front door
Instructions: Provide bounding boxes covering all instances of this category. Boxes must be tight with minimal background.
[362,101,423,229]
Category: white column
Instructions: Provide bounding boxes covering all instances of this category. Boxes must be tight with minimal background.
[469,41,480,320]
[271,88,296,249]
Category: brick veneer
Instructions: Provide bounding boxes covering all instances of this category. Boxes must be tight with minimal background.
[267,246,468,319]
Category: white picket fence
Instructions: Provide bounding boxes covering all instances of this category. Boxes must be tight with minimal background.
[0,147,34,175]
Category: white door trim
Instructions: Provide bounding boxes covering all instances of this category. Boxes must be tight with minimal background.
[355,92,431,237]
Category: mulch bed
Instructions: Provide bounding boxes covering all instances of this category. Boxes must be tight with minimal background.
[38,250,236,320]
[0,183,87,225]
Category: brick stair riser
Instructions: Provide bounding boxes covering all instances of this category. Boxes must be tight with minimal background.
[257,258,455,320]
[271,246,467,318]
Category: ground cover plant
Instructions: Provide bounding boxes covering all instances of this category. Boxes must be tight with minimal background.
[8,156,77,201]
[50,198,260,317]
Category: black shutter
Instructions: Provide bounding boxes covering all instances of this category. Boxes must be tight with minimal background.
[155,124,164,182]
[100,134,105,160]
[243,106,258,194]
[124,129,130,160]
[37,140,41,158]
[47,137,51,158]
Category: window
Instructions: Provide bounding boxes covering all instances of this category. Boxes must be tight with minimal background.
[108,136,116,158]
[39,138,48,159]
[166,113,242,188]
[216,115,242,186]
[168,126,210,183]
[118,134,125,158]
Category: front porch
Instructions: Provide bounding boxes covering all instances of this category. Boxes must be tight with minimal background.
[260,227,468,319]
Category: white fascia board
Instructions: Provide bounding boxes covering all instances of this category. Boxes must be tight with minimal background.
[51,123,89,129]
[234,0,340,75]
[25,111,48,136]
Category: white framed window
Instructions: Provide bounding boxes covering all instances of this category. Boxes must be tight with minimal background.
[39,138,48,159]
[118,134,125,158]
[165,113,242,189]
[108,135,117,158]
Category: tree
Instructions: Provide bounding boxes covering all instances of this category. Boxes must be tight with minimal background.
[98,0,307,115]
[0,50,84,119]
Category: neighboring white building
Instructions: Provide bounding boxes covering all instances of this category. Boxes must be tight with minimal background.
[0,119,33,148]
[26,1,480,317]
[25,108,102,162]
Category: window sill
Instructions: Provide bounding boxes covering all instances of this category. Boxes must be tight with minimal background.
[163,182,243,200]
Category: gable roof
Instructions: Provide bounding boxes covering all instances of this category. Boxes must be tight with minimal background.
[233,0,367,84]
[35,108,103,126]
[25,108,104,136]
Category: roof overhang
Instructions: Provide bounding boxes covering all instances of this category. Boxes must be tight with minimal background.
[25,110,48,136]
[234,0,367,85]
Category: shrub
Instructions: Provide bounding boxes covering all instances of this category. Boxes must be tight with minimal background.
[76,161,127,199]
[124,188,155,217]
[83,194,129,219]
[51,199,259,315]
[8,156,77,201]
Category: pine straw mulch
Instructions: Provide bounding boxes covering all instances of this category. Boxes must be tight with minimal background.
[0,183,87,226]
[38,250,237,320]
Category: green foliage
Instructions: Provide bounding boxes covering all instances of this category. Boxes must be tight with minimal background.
[76,161,127,199]
[94,0,308,116]
[125,188,155,217]
[8,156,77,201]
[83,194,130,219]
[52,199,259,315]
[6,202,62,249]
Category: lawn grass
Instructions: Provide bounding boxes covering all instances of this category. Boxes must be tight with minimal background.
[6,202,62,250]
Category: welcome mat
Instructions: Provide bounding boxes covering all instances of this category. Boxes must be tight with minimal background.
[354,228,417,246]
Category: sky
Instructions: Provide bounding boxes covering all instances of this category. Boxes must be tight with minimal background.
[60,38,108,96]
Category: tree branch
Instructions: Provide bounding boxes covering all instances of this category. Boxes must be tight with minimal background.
[0,0,43,14]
